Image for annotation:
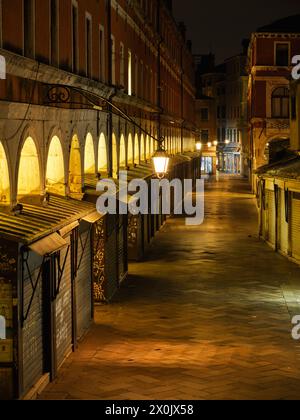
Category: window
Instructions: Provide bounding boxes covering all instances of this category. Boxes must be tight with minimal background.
[200,108,209,121]
[50,0,58,66]
[291,95,296,120]
[85,14,92,78]
[272,87,289,118]
[140,60,144,98]
[128,50,132,95]
[120,43,125,87]
[71,2,78,73]
[24,0,35,58]
[99,26,105,82]
[134,55,138,96]
[222,128,226,142]
[201,130,209,142]
[275,43,289,67]
[111,36,116,85]
[222,106,226,119]
[0,0,3,48]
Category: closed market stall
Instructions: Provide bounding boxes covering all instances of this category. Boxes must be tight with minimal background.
[0,195,97,400]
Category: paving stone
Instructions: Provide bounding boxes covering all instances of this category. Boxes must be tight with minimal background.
[39,176,300,400]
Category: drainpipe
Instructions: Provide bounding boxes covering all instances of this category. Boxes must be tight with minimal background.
[106,0,113,177]
[157,1,162,142]
[180,46,184,153]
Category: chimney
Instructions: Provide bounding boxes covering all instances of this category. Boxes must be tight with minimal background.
[178,22,186,41]
[164,0,173,12]
[186,40,192,52]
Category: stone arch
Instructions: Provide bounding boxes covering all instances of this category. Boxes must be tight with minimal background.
[98,133,108,172]
[18,136,41,198]
[112,133,118,178]
[146,135,150,159]
[69,134,83,197]
[134,134,139,165]
[46,136,65,196]
[140,134,145,162]
[119,134,126,169]
[127,133,134,166]
[84,133,96,174]
[0,141,11,204]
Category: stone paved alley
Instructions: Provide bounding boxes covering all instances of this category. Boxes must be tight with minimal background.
[40,176,300,400]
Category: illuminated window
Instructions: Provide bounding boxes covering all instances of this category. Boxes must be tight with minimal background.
[0,141,10,204]
[46,136,65,196]
[18,137,40,197]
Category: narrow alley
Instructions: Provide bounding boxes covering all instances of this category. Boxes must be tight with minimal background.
[39,176,300,400]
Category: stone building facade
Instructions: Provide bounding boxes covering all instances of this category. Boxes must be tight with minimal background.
[0,0,198,400]
[248,16,300,187]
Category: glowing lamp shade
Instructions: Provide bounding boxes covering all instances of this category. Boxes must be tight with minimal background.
[225,139,230,145]
[152,149,170,179]
[207,142,212,148]
[213,141,218,146]
[196,142,202,151]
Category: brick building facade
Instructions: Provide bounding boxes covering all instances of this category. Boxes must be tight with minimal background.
[0,0,198,400]
[248,15,300,187]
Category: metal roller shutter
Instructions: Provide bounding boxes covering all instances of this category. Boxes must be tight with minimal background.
[279,189,289,254]
[267,190,276,246]
[291,196,300,260]
[93,219,106,303]
[55,236,72,369]
[118,216,126,283]
[22,263,44,394]
[104,215,118,300]
[76,228,92,341]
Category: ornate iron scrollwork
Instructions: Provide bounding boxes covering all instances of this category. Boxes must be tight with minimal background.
[46,86,71,104]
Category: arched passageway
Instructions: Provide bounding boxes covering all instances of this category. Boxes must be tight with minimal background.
[18,137,41,198]
[84,133,96,174]
[98,133,108,172]
[46,136,65,196]
[0,141,10,204]
[69,135,82,197]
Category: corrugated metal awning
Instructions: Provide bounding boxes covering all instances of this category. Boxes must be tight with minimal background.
[59,221,79,237]
[29,233,68,256]
[0,195,96,244]
[82,211,103,224]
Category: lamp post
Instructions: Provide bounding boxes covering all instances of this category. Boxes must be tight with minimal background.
[152,137,170,179]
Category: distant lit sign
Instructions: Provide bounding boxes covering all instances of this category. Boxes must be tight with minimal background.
[0,315,6,339]
[292,55,300,81]
[0,55,6,80]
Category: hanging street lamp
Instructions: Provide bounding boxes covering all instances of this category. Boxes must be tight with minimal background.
[196,141,202,151]
[152,137,170,179]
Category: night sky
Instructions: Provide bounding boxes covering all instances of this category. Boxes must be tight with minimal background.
[173,0,300,63]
